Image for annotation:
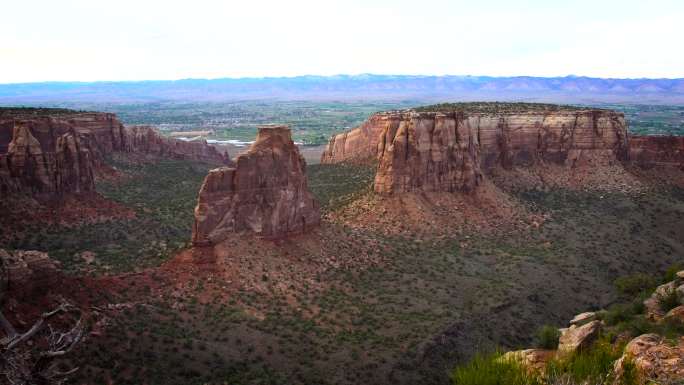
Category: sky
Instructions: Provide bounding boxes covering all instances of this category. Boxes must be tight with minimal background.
[1,0,683,83]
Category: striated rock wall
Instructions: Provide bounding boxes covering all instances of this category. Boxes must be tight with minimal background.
[320,114,397,164]
[0,111,231,199]
[628,135,684,169]
[192,125,320,245]
[329,109,629,194]
[0,122,96,197]
[374,112,484,194]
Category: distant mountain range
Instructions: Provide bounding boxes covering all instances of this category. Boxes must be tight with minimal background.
[1,75,684,104]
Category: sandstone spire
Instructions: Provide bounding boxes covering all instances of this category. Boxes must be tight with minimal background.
[192,125,320,245]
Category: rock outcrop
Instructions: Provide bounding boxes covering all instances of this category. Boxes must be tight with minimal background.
[613,334,684,384]
[0,249,60,300]
[192,125,319,244]
[557,320,602,355]
[0,109,231,199]
[500,349,555,374]
[321,105,631,194]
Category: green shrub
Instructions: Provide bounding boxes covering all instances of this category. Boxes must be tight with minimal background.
[656,287,681,313]
[545,336,622,384]
[451,351,541,385]
[535,325,561,350]
[663,263,683,283]
[603,303,634,326]
[614,273,656,296]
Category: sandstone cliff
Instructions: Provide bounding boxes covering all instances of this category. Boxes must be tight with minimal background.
[0,109,231,199]
[628,135,684,169]
[322,106,629,194]
[192,125,320,245]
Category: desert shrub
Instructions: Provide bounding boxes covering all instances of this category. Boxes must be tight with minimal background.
[603,303,634,326]
[614,273,656,296]
[663,263,683,283]
[535,325,561,350]
[656,287,681,313]
[545,336,622,384]
[451,351,541,385]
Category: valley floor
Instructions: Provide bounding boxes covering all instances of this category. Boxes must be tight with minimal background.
[2,158,683,385]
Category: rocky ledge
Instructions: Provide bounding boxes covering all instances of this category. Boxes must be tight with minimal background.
[192,125,320,245]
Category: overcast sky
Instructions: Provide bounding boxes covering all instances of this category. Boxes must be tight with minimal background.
[1,0,682,83]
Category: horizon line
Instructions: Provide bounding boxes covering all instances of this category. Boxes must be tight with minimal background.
[2,73,684,86]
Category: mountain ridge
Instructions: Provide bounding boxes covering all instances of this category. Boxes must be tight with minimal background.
[2,75,684,104]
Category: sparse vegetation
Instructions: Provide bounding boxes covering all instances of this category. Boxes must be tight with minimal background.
[536,325,560,350]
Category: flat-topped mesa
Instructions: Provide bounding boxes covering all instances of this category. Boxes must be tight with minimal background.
[0,108,231,199]
[192,125,320,245]
[321,103,630,194]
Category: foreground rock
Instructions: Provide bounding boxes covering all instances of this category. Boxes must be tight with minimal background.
[0,108,231,200]
[613,334,684,384]
[500,349,555,374]
[0,249,60,300]
[643,280,684,321]
[192,125,320,244]
[557,320,602,355]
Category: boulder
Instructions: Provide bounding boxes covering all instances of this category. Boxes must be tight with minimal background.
[663,305,684,325]
[192,125,320,244]
[0,249,60,300]
[644,281,684,321]
[557,320,601,355]
[500,349,555,374]
[613,334,684,384]
[569,311,597,327]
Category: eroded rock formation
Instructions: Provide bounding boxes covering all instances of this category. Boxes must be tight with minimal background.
[321,107,631,194]
[321,104,684,194]
[192,125,319,245]
[0,109,231,199]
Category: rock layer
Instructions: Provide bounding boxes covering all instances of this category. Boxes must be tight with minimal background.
[192,125,319,244]
[0,110,231,199]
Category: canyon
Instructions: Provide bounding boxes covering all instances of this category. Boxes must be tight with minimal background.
[1,103,682,385]
[0,108,231,200]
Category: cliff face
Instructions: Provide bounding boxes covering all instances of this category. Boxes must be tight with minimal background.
[0,111,231,199]
[374,112,483,194]
[327,109,628,194]
[628,135,684,169]
[192,125,320,245]
[126,125,231,164]
[320,114,397,164]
